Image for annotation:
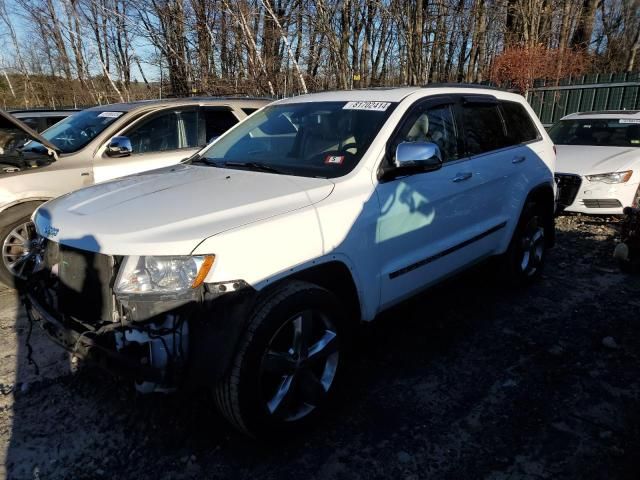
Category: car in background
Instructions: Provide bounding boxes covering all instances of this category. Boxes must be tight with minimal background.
[9,109,79,132]
[0,97,270,285]
[551,110,640,214]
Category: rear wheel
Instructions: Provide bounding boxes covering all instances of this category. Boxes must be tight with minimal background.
[501,201,549,285]
[215,281,347,437]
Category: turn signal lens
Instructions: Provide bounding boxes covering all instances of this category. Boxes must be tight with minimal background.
[191,255,215,288]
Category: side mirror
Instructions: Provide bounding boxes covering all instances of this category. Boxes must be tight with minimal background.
[394,142,443,172]
[106,136,132,157]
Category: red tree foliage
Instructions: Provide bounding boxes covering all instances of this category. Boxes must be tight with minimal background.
[490,45,591,93]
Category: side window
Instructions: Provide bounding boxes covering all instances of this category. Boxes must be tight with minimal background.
[462,103,508,155]
[127,111,179,154]
[20,117,40,131]
[398,104,459,162]
[202,108,238,143]
[45,116,66,129]
[500,101,539,145]
[241,108,258,116]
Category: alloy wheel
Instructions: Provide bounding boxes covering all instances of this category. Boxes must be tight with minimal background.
[259,309,339,422]
[519,216,545,277]
[2,221,34,278]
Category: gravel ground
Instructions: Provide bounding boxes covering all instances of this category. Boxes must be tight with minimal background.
[1,215,640,480]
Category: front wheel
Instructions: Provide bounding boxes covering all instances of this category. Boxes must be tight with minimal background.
[501,201,549,285]
[215,281,347,437]
[0,215,36,287]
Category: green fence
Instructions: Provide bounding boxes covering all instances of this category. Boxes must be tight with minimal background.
[526,72,640,127]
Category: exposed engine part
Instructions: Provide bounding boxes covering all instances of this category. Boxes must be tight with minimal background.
[114,314,189,393]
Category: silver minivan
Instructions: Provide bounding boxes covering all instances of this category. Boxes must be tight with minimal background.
[0,97,270,285]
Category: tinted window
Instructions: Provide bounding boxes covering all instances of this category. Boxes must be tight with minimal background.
[203,109,238,143]
[501,102,539,144]
[462,103,507,155]
[128,112,178,153]
[45,116,67,129]
[241,108,258,116]
[549,119,640,147]
[398,104,459,162]
[19,117,41,131]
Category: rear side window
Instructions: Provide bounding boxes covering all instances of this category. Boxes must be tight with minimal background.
[462,103,508,155]
[500,101,539,144]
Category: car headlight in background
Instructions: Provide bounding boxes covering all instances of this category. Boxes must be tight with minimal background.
[586,170,633,184]
[115,255,215,294]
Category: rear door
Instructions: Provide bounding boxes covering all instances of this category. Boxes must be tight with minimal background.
[461,97,541,240]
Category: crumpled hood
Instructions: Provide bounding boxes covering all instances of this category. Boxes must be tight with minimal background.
[556,145,640,176]
[34,164,334,255]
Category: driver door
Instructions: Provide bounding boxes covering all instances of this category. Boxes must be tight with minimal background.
[375,97,486,309]
[93,107,201,183]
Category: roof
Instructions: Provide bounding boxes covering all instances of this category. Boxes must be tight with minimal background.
[275,85,519,105]
[84,96,272,113]
[562,110,640,120]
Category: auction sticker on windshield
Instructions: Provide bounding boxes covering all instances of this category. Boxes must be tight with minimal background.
[343,101,391,111]
[98,112,124,118]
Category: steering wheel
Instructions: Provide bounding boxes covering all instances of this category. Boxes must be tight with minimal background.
[339,142,358,154]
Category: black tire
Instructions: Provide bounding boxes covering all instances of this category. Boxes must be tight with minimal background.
[501,201,549,285]
[214,280,348,438]
[0,203,40,288]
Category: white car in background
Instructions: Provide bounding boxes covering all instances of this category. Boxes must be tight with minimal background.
[551,111,640,214]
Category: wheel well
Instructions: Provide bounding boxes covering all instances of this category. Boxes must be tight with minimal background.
[288,261,362,324]
[1,201,44,225]
[526,184,555,247]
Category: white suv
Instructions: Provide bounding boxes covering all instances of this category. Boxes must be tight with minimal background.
[23,86,555,437]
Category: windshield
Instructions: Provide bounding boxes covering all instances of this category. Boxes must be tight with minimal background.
[200,101,396,178]
[22,109,125,154]
[549,119,640,147]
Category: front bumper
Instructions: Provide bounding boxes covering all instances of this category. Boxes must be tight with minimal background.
[563,178,639,215]
[24,293,165,383]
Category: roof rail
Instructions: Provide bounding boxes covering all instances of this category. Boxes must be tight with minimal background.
[420,82,506,91]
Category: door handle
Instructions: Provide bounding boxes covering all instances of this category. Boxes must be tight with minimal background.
[452,172,473,182]
[81,172,90,176]
[512,156,526,164]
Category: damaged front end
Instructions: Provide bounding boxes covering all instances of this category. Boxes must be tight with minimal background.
[22,240,198,393]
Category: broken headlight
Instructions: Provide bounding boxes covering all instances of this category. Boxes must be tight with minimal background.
[114,255,215,294]
[586,170,633,184]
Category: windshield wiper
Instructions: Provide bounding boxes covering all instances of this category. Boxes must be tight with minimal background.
[222,161,284,174]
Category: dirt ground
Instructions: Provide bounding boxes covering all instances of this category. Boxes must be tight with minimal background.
[1,215,640,480]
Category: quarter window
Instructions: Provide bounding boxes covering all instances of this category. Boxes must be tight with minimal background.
[500,101,539,144]
[462,103,508,155]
